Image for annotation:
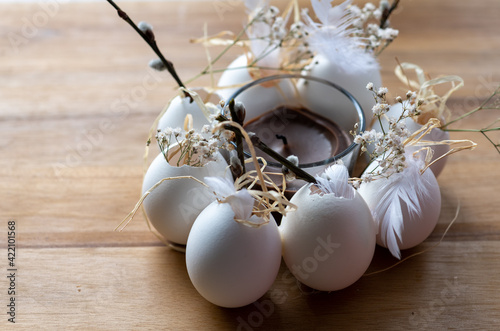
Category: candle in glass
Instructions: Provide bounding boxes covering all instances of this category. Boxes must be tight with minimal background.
[227,74,365,193]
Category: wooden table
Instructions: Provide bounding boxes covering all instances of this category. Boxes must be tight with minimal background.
[1,0,499,329]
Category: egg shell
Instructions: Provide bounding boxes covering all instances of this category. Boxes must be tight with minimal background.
[358,164,441,251]
[186,201,282,308]
[217,55,253,101]
[301,54,382,127]
[142,150,230,245]
[217,55,296,119]
[157,88,220,133]
[370,103,450,177]
[280,184,376,291]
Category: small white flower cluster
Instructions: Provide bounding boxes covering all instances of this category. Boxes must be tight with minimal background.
[189,129,221,164]
[156,125,231,167]
[234,0,400,77]
[290,21,307,40]
[271,16,287,40]
[254,6,308,42]
[255,5,280,25]
[284,21,313,68]
[349,2,383,25]
[349,1,399,55]
[155,101,236,167]
[247,4,313,71]
[352,84,421,188]
[156,127,182,144]
[353,129,384,151]
[156,127,207,166]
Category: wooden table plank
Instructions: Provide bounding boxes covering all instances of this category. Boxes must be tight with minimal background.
[9,242,500,329]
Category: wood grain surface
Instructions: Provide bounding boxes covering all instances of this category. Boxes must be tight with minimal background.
[1,0,499,330]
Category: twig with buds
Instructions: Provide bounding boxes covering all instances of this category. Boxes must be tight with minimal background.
[248,134,317,184]
[380,0,400,28]
[216,107,317,184]
[106,0,188,97]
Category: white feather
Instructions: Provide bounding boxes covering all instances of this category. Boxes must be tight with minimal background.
[204,176,236,199]
[204,176,254,221]
[370,155,431,259]
[307,30,378,74]
[303,0,378,74]
[310,0,353,29]
[326,0,353,27]
[225,190,254,221]
[310,0,332,26]
[315,164,355,199]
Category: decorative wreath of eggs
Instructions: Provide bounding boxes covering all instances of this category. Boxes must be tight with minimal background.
[108,0,481,308]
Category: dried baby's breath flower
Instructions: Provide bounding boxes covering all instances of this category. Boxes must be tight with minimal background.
[154,98,234,167]
[377,87,389,97]
[348,1,399,56]
[201,125,211,134]
[372,103,390,116]
[353,84,417,182]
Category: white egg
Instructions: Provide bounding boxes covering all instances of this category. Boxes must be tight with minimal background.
[186,201,282,308]
[232,80,297,120]
[142,149,230,245]
[300,54,382,127]
[217,55,253,101]
[157,88,220,133]
[357,157,441,258]
[217,55,296,119]
[370,103,450,177]
[280,184,376,291]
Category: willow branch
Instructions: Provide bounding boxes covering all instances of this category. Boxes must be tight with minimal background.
[217,114,316,184]
[228,100,246,175]
[106,0,187,94]
[249,135,317,183]
[380,0,400,29]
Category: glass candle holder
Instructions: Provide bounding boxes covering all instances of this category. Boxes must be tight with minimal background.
[227,74,365,192]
